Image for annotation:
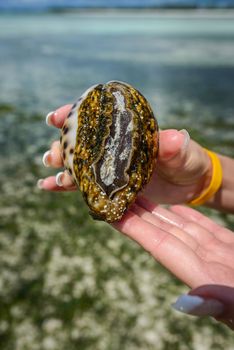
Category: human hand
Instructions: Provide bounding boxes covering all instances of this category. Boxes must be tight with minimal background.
[113,196,234,330]
[39,105,211,206]
[39,106,234,330]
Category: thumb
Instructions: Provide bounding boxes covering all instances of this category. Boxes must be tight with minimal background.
[159,129,190,167]
[158,129,210,186]
[172,285,234,330]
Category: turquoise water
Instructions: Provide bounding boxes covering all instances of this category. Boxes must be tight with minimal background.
[0,10,234,350]
[0,11,234,153]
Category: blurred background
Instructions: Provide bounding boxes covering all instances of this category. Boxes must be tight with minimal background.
[0,1,234,349]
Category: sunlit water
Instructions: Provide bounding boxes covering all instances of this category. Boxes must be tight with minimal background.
[0,10,234,350]
[0,11,234,152]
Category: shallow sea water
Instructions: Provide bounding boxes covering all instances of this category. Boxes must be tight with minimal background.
[0,10,234,350]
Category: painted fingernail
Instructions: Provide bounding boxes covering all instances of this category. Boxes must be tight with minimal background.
[55,172,64,187]
[46,111,55,126]
[37,179,44,189]
[172,294,224,317]
[179,129,190,150]
[42,150,51,167]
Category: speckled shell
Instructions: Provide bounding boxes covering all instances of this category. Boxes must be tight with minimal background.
[60,81,159,222]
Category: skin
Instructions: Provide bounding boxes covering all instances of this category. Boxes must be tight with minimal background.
[40,104,234,330]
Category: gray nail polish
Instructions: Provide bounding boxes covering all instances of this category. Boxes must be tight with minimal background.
[179,129,190,150]
[172,294,224,317]
[46,111,55,126]
[55,172,64,187]
[37,179,44,189]
[42,151,51,167]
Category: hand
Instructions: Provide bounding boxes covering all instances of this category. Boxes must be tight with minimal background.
[39,105,211,205]
[39,106,234,329]
[113,196,234,330]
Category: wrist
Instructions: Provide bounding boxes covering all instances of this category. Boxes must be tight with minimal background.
[188,149,223,206]
[205,154,234,212]
[190,150,212,200]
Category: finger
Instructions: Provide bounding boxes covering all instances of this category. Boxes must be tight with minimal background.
[131,203,198,251]
[43,141,63,168]
[135,197,234,267]
[159,129,189,163]
[113,210,205,288]
[37,174,77,192]
[55,171,76,188]
[137,197,215,248]
[137,196,187,228]
[172,292,224,319]
[171,205,234,244]
[170,206,234,269]
[189,284,234,330]
[158,130,210,187]
[46,104,73,129]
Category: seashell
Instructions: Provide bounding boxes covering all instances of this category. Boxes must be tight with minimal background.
[60,81,159,223]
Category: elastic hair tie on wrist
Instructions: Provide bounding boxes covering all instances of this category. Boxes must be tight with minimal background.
[188,149,223,206]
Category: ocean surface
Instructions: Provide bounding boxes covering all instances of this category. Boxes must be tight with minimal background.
[1,11,234,153]
[0,10,234,350]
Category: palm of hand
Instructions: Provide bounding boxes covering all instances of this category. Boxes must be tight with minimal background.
[114,197,234,289]
[114,197,234,329]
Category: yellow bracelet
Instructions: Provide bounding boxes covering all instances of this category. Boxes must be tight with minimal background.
[188,149,223,206]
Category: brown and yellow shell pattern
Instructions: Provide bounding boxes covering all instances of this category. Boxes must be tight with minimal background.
[60,81,159,222]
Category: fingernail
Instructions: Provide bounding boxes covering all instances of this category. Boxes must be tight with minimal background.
[37,179,44,189]
[172,294,224,317]
[179,129,190,150]
[55,172,64,187]
[42,151,51,167]
[46,111,55,126]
